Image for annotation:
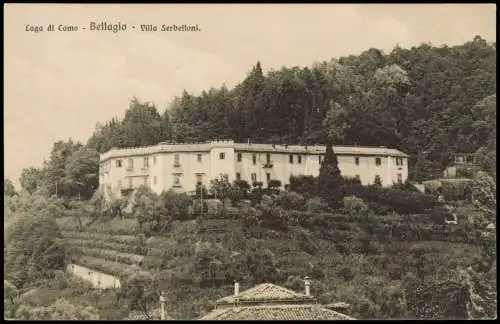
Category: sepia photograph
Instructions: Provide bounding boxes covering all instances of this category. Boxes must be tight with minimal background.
[4,3,497,320]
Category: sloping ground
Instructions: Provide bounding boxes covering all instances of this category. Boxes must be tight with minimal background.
[59,214,483,320]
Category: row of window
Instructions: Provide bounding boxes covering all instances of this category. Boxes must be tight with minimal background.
[236,153,301,165]
[111,154,404,170]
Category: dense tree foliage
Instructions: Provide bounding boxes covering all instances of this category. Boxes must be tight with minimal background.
[18,36,496,204]
[7,36,496,320]
[5,197,67,289]
[4,179,17,197]
[317,143,345,209]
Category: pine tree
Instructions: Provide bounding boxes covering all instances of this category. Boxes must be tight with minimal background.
[317,142,345,209]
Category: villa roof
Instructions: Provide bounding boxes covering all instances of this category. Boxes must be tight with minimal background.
[234,143,409,157]
[216,283,313,305]
[199,304,355,320]
[99,141,409,162]
[200,282,355,320]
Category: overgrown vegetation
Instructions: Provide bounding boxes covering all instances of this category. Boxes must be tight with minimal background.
[5,36,496,320]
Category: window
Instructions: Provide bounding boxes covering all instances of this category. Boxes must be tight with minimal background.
[397,173,403,184]
[153,176,157,185]
[143,157,149,169]
[174,154,180,166]
[252,154,257,165]
[197,154,202,162]
[128,177,133,188]
[289,155,294,164]
[196,173,203,185]
[128,158,134,170]
[266,153,271,164]
[116,160,122,168]
[237,153,242,162]
[266,173,271,182]
[297,155,302,164]
[143,177,148,186]
[375,157,381,166]
[396,157,403,166]
[355,175,360,181]
[236,173,241,180]
[319,155,323,164]
[118,180,122,188]
[153,156,157,165]
[219,152,225,160]
[251,173,257,181]
[173,174,181,186]
[355,157,359,165]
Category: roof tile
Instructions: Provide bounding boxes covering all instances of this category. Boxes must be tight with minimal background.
[216,283,312,304]
[200,304,355,320]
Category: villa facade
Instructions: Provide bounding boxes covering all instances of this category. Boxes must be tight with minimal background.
[98,140,409,199]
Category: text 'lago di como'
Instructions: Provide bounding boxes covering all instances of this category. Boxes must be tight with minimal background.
[24,21,202,33]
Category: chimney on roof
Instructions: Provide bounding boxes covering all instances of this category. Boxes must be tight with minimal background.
[304,276,311,296]
[160,291,166,320]
[234,281,240,297]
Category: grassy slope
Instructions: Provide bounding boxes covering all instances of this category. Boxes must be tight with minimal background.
[57,212,482,319]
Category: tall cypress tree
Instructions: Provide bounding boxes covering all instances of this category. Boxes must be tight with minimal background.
[317,141,345,209]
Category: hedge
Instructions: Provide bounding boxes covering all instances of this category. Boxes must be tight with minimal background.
[61,231,138,245]
[73,246,144,266]
[85,218,138,236]
[75,255,150,280]
[62,238,137,255]
[343,185,438,214]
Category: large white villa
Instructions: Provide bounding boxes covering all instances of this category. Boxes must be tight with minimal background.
[98,140,409,199]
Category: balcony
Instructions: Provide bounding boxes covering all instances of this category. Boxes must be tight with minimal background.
[126,167,134,172]
[263,162,274,169]
[173,163,181,168]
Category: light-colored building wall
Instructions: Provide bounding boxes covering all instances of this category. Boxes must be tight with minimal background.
[99,140,409,199]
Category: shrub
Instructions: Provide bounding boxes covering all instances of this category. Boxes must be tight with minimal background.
[366,201,394,215]
[430,206,452,225]
[86,218,138,235]
[289,175,317,198]
[159,190,193,222]
[193,199,209,217]
[359,186,437,215]
[73,247,144,266]
[62,231,138,245]
[441,179,473,201]
[276,191,306,211]
[267,179,282,193]
[306,197,330,214]
[252,181,264,188]
[423,180,442,195]
[342,196,369,216]
[258,204,288,230]
[295,229,319,255]
[62,237,136,255]
[229,180,251,206]
[456,165,480,178]
[391,181,422,193]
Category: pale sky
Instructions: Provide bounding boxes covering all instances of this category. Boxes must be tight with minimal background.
[4,4,496,188]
